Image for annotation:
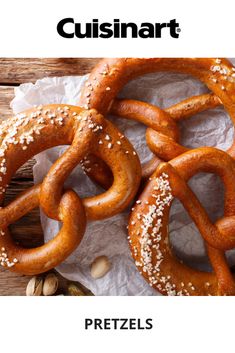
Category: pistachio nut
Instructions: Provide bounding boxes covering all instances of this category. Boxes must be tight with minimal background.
[26,276,43,296]
[42,273,59,296]
[67,283,85,296]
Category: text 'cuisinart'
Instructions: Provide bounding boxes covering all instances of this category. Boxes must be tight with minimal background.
[57,18,181,39]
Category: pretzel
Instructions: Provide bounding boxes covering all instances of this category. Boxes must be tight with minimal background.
[79,58,235,184]
[128,147,235,296]
[111,93,221,178]
[0,105,141,275]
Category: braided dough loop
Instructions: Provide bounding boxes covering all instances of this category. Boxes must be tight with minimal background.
[128,147,235,296]
[0,187,86,275]
[0,104,89,274]
[80,58,235,117]
[0,105,141,274]
[40,109,141,220]
[81,93,221,186]
[111,93,221,177]
[79,58,235,182]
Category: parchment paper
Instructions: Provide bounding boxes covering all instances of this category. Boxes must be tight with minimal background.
[10,59,235,295]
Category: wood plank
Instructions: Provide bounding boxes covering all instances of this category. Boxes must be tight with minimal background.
[0,270,34,296]
[0,86,14,119]
[0,58,100,84]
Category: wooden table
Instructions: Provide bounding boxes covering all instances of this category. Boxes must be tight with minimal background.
[0,58,99,295]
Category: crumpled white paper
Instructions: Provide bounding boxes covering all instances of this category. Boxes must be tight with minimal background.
[10,59,235,295]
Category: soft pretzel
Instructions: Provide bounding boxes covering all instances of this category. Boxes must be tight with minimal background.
[79,58,235,183]
[0,105,141,275]
[111,93,221,178]
[38,109,141,220]
[128,147,235,296]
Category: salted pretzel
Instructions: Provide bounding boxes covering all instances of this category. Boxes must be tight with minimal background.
[79,58,235,185]
[0,105,141,275]
[128,147,235,296]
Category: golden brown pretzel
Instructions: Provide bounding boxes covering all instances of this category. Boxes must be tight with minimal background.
[0,187,86,275]
[39,109,141,220]
[0,105,141,275]
[111,93,221,178]
[79,58,235,184]
[128,147,235,296]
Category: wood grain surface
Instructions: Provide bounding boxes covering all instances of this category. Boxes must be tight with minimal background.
[0,58,99,295]
[0,58,99,84]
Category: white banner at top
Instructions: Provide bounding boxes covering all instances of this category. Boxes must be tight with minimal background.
[0,0,234,57]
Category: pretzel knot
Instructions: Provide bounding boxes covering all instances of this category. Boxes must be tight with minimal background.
[128,147,235,296]
[79,58,235,185]
[0,105,141,275]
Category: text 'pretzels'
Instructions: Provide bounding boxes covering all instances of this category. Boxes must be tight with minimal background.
[128,147,235,296]
[0,105,141,275]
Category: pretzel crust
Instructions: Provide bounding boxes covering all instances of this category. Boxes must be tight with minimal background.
[0,105,141,274]
[0,188,86,275]
[80,58,235,117]
[128,147,235,296]
[111,94,222,176]
[79,58,235,183]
